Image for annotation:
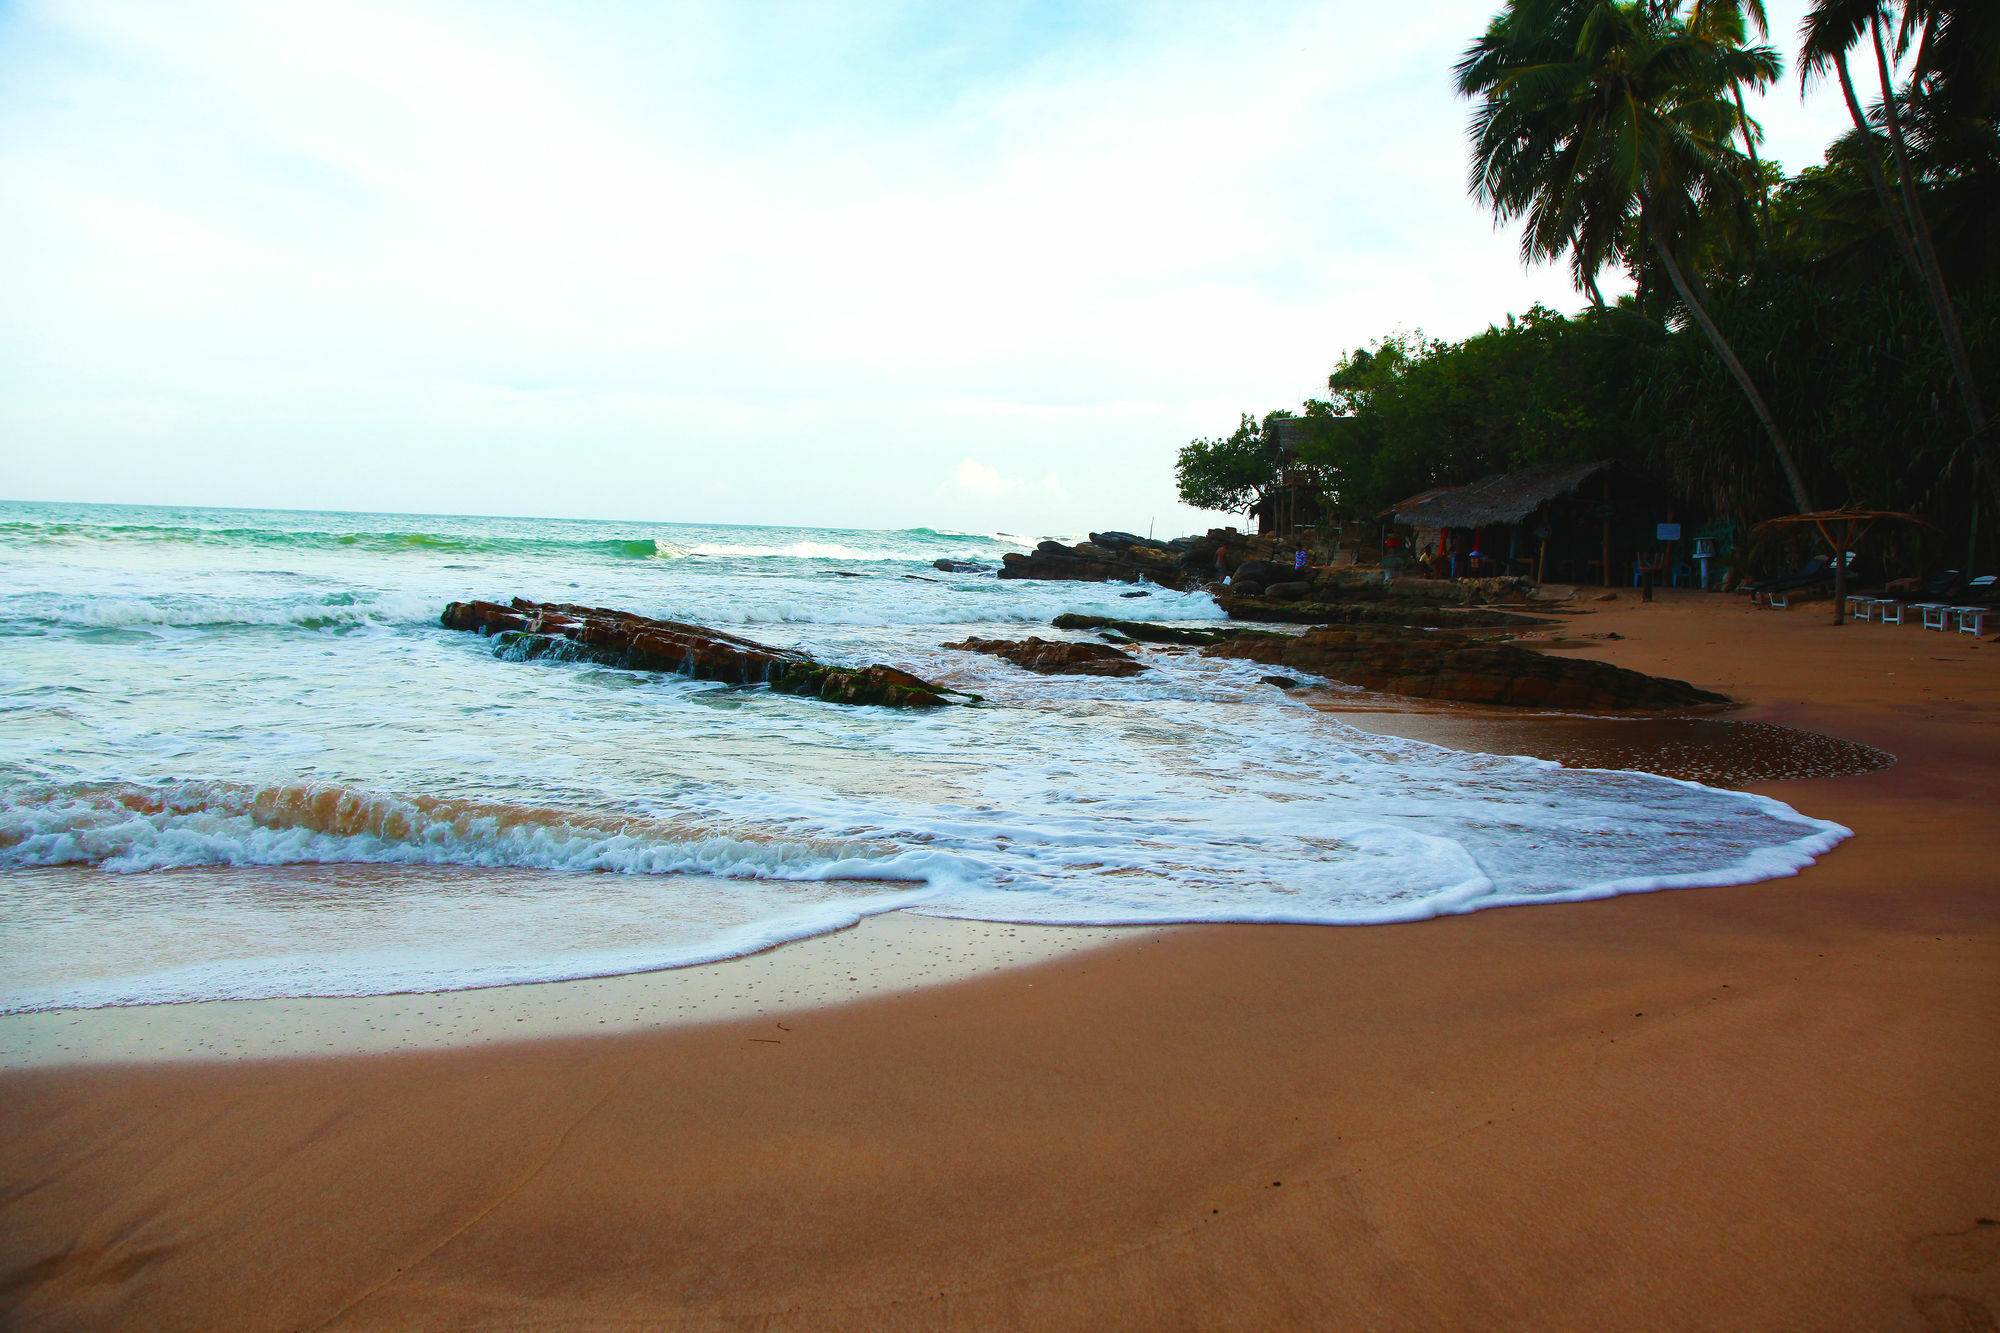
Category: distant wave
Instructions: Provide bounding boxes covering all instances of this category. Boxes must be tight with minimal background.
[0,520,688,562]
[15,590,442,632]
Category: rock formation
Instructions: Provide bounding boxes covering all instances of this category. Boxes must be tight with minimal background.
[1048,614,1239,645]
[997,536,1196,588]
[1204,626,1729,710]
[1215,596,1549,630]
[442,599,964,708]
[944,636,1148,677]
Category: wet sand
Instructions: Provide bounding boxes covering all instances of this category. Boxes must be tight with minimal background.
[3,590,1998,1330]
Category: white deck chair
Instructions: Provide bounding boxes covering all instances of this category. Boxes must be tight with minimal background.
[1915,602,1953,630]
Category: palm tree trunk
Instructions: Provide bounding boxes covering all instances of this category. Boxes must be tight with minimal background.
[1870,17,2000,524]
[1835,51,1921,277]
[1647,231,1815,513]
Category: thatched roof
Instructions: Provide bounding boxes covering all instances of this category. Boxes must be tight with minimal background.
[1389,459,1616,529]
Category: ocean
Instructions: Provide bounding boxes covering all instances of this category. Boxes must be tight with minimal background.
[0,500,1846,1012]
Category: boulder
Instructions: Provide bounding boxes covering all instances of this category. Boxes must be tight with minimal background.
[933,559,991,573]
[442,599,963,708]
[945,636,1147,677]
[1203,625,1728,710]
[1231,559,1294,586]
[1263,580,1313,602]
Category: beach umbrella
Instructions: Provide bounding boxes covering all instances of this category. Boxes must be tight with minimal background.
[1752,508,1937,624]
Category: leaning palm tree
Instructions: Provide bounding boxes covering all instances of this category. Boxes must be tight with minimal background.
[1457,0,1816,512]
[1801,0,1998,524]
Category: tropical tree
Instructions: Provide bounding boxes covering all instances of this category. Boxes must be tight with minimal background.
[1175,413,1278,514]
[1801,0,2000,522]
[1455,0,1817,511]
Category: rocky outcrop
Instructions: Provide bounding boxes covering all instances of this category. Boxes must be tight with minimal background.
[443,599,963,708]
[1204,626,1729,710]
[944,636,1148,677]
[1048,614,1239,645]
[998,536,1195,588]
[1217,596,1550,630]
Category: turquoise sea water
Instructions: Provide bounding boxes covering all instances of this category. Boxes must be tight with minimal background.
[0,500,1845,1010]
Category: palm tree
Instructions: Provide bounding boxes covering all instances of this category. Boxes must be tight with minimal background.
[1457,0,1817,512]
[1681,0,1777,232]
[1802,0,1998,522]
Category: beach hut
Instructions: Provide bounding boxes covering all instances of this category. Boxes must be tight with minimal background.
[1388,460,1676,585]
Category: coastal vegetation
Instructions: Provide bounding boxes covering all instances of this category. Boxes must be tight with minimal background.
[1179,0,1999,565]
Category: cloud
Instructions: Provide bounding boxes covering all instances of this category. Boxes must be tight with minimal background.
[0,0,1858,532]
[955,460,1065,501]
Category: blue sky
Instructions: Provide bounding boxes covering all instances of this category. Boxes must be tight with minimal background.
[0,0,1857,535]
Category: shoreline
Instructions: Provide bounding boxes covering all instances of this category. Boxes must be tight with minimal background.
[4,589,1997,1329]
[0,914,1152,1070]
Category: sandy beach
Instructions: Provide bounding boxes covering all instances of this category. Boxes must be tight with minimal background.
[3,590,1997,1331]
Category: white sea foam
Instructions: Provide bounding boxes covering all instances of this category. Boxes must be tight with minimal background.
[0,500,1852,1015]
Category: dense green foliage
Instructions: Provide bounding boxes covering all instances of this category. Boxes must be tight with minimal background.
[1177,0,2000,569]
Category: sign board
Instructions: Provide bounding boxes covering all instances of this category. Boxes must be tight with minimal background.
[1594,503,1616,520]
[1656,523,1682,541]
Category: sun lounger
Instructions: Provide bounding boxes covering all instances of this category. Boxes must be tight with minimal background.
[1873,599,1906,625]
[1885,569,1962,603]
[1846,594,1875,621]
[1956,606,1992,636]
[1746,557,1832,607]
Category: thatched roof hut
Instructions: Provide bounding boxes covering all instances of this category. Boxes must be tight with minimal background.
[1389,460,1615,530]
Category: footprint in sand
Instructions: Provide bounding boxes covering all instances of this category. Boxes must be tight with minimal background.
[1911,1219,2000,1273]
[1913,1293,1997,1333]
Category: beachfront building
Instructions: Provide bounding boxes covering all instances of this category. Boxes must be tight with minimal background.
[1389,459,1687,586]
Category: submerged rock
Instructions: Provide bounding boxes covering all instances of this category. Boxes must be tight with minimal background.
[442,598,963,708]
[944,635,1148,677]
[1049,614,1239,646]
[1204,625,1729,710]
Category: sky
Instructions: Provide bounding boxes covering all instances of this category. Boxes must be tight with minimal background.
[0,0,1860,536]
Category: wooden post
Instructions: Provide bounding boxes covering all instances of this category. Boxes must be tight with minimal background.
[1601,477,1613,587]
[1537,538,1549,584]
[1833,547,1847,625]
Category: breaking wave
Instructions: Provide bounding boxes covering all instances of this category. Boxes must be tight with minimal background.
[0,778,926,880]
